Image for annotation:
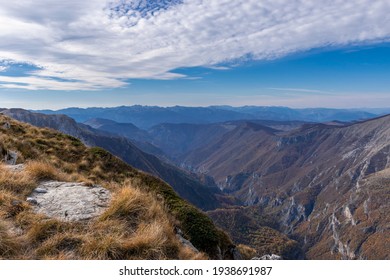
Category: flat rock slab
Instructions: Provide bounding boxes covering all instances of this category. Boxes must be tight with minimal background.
[27,181,111,222]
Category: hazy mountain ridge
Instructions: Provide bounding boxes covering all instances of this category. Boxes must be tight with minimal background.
[82,118,167,160]
[36,105,378,129]
[84,118,152,142]
[148,120,307,163]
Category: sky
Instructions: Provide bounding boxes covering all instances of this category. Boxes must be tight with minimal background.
[0,0,390,109]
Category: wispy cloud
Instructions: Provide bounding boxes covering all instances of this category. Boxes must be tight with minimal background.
[206,66,231,71]
[268,87,334,95]
[1,0,390,90]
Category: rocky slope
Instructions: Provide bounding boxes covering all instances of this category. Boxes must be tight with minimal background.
[148,120,306,163]
[178,116,390,259]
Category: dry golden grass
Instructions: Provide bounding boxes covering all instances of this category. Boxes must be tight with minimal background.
[0,189,17,208]
[23,183,205,260]
[35,232,83,258]
[100,186,162,224]
[26,219,71,244]
[24,161,69,182]
[0,220,19,258]
[0,165,36,195]
[236,244,257,260]
[82,184,195,260]
[0,164,203,260]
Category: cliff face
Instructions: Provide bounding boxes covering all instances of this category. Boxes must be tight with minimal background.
[181,116,390,259]
[301,167,390,259]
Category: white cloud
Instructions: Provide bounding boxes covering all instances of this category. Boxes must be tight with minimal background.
[268,88,334,94]
[0,0,390,90]
[207,66,231,71]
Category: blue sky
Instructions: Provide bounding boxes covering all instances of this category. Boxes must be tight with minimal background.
[0,0,390,109]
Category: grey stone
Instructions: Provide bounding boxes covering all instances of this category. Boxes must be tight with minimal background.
[26,197,38,205]
[253,254,282,260]
[4,150,18,165]
[11,200,23,206]
[28,181,111,221]
[2,122,10,129]
[34,188,48,194]
[176,234,199,253]
[175,228,199,254]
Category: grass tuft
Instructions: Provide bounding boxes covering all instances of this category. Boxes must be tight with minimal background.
[0,220,20,258]
[236,244,257,260]
[24,161,68,181]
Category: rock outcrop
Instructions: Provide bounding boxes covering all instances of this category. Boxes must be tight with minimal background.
[4,150,18,165]
[253,254,282,260]
[27,181,111,221]
[175,229,199,254]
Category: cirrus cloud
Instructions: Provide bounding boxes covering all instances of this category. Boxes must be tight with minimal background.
[0,0,390,90]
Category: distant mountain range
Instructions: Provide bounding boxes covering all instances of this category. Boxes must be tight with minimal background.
[36,105,383,129]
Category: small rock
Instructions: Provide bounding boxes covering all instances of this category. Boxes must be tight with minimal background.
[26,197,38,205]
[253,254,282,260]
[11,200,23,206]
[175,228,199,253]
[2,122,10,129]
[34,188,48,194]
[176,234,199,253]
[4,150,18,165]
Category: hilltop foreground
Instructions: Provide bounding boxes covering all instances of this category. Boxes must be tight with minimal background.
[0,114,236,260]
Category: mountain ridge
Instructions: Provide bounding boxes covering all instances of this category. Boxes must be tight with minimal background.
[36,105,378,129]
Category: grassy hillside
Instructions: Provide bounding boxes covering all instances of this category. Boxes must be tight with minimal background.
[0,114,233,259]
[1,108,222,211]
